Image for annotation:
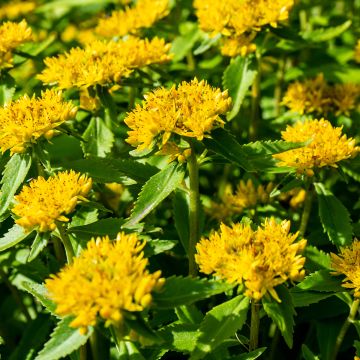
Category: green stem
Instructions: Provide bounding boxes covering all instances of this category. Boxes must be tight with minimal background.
[55,222,75,264]
[188,141,200,276]
[299,185,314,238]
[90,330,108,360]
[274,57,285,117]
[249,301,261,351]
[128,87,137,110]
[0,267,32,322]
[79,343,87,360]
[332,299,360,360]
[249,61,261,141]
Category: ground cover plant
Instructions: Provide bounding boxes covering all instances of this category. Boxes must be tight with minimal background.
[0,0,360,359]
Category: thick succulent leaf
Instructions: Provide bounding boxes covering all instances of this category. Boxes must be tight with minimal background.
[190,295,250,359]
[0,224,33,252]
[222,56,258,120]
[35,317,92,360]
[0,153,32,218]
[262,286,295,348]
[153,276,234,308]
[124,163,185,227]
[314,183,353,247]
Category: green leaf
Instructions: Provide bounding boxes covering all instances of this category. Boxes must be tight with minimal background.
[27,232,50,262]
[22,282,57,314]
[0,224,33,252]
[190,295,250,359]
[144,239,177,257]
[229,348,267,360]
[35,317,93,360]
[153,276,234,308]
[124,313,161,343]
[118,341,146,360]
[0,153,32,217]
[302,345,320,360]
[302,20,352,42]
[64,157,157,183]
[294,270,345,293]
[0,72,15,106]
[222,56,258,120]
[314,183,353,247]
[290,290,334,307]
[194,33,221,55]
[204,128,302,172]
[173,189,190,254]
[175,305,204,324]
[304,245,331,271]
[124,163,185,227]
[159,323,200,353]
[82,117,114,157]
[262,286,295,348]
[68,218,125,239]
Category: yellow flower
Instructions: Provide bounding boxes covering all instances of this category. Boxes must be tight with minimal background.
[207,180,274,220]
[330,83,360,116]
[279,188,306,209]
[282,74,359,116]
[125,78,231,151]
[282,74,331,115]
[0,1,36,20]
[13,171,92,232]
[331,240,360,298]
[0,20,32,68]
[194,0,294,37]
[273,119,359,174]
[61,24,98,45]
[220,34,257,57]
[196,218,306,301]
[45,232,164,334]
[355,40,360,63]
[96,0,169,38]
[0,89,77,155]
[38,37,171,89]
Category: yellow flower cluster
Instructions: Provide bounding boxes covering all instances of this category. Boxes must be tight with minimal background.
[13,171,92,232]
[331,240,360,298]
[0,1,36,20]
[273,119,358,174]
[196,218,306,301]
[0,20,32,68]
[194,0,293,56]
[283,74,360,116]
[207,180,274,220]
[45,232,164,334]
[220,35,257,57]
[96,0,169,38]
[125,78,232,151]
[0,90,77,155]
[355,40,360,63]
[38,37,171,89]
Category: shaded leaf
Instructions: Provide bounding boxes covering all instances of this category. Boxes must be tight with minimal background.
[173,189,190,254]
[229,348,267,360]
[28,232,50,262]
[223,56,258,120]
[153,276,234,308]
[302,344,320,360]
[290,290,334,307]
[262,286,295,348]
[314,183,352,247]
[302,20,351,42]
[124,163,185,227]
[190,295,250,359]
[22,282,57,314]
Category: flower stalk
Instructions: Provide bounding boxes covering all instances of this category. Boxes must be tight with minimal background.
[332,298,360,360]
[249,57,261,141]
[299,185,314,238]
[188,141,200,276]
[249,301,261,351]
[55,221,75,263]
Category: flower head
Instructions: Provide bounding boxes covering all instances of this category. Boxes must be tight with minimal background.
[282,74,359,116]
[96,0,169,38]
[0,1,36,20]
[196,218,306,301]
[220,34,257,57]
[0,20,32,68]
[13,171,92,232]
[207,180,274,220]
[38,37,171,89]
[273,119,359,174]
[331,240,360,297]
[0,89,77,154]
[125,78,231,151]
[45,232,164,334]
